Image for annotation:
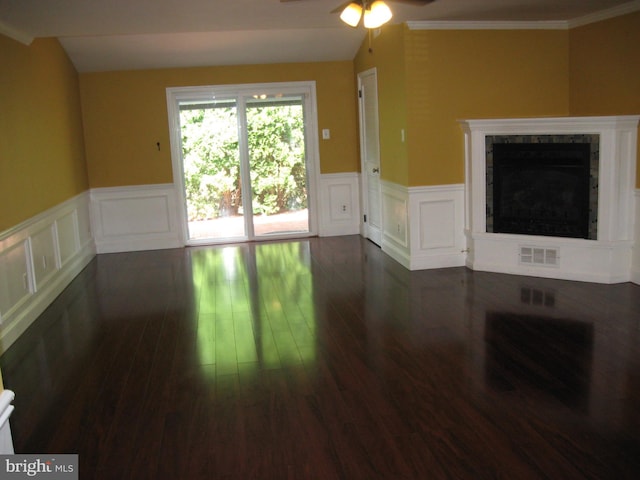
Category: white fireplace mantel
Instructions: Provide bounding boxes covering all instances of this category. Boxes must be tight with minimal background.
[460,115,640,283]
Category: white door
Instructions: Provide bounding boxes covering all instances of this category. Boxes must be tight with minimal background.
[358,68,383,246]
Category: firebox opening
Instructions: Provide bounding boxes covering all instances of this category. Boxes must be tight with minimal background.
[486,135,599,240]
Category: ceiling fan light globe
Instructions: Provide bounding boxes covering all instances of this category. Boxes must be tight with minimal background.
[340,3,363,27]
[364,1,393,29]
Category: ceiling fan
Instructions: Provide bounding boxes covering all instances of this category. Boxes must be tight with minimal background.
[281,0,436,29]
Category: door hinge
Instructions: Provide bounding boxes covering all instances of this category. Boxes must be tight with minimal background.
[358,89,362,98]
[364,214,367,223]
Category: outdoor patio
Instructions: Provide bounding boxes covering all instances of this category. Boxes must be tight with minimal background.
[188,209,309,240]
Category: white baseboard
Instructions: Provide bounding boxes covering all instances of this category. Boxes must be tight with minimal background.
[381,239,411,269]
[91,184,182,253]
[0,192,95,354]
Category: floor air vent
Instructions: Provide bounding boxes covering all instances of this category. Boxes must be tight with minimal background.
[520,247,559,267]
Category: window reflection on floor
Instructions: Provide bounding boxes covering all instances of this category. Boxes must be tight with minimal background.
[190,241,316,374]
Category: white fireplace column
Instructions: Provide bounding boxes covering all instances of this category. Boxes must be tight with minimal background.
[460,115,640,284]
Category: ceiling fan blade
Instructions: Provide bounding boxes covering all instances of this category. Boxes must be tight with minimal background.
[388,0,436,5]
[330,2,355,14]
[279,0,358,15]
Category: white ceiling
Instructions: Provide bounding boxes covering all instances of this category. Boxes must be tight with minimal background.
[0,0,636,72]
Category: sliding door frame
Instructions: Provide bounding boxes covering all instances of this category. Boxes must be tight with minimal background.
[166,81,321,245]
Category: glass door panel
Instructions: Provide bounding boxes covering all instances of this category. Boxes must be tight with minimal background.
[179,98,246,241]
[170,83,317,245]
[246,95,309,237]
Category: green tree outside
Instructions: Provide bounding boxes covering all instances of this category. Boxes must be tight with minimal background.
[180,100,307,222]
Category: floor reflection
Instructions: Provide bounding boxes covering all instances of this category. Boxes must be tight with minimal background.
[484,312,594,410]
[190,241,317,374]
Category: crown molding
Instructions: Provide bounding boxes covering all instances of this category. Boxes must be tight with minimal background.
[406,20,568,31]
[568,0,640,28]
[0,20,33,45]
[407,0,640,32]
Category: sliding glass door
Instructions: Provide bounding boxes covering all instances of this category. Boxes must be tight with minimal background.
[168,83,318,244]
[180,97,244,240]
[246,94,308,238]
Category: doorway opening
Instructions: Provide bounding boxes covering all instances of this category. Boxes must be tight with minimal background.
[167,82,320,245]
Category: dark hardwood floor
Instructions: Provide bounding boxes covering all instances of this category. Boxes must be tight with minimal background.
[2,235,640,479]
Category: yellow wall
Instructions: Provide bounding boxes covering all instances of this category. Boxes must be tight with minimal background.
[79,61,359,188]
[406,28,570,186]
[354,17,640,189]
[354,25,409,185]
[568,11,640,187]
[353,27,571,187]
[0,36,88,231]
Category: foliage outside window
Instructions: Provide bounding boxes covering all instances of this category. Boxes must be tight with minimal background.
[180,101,307,222]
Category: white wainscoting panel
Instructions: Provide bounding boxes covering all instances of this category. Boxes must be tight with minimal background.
[57,209,79,266]
[318,173,361,237]
[31,225,58,290]
[419,200,456,249]
[76,196,93,252]
[0,241,32,323]
[0,192,95,353]
[382,184,408,247]
[408,184,466,270]
[633,190,640,285]
[379,181,466,270]
[380,181,410,267]
[91,184,182,253]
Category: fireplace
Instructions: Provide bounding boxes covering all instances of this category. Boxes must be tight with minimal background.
[486,135,598,240]
[460,116,639,283]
